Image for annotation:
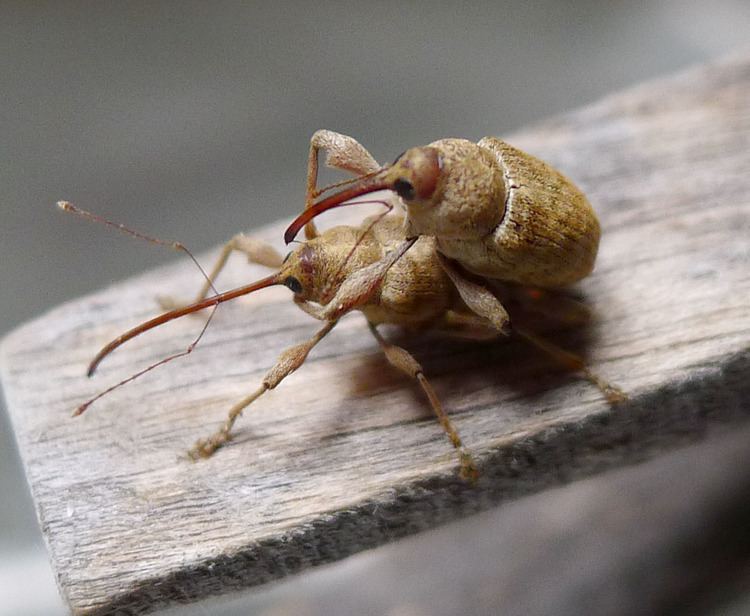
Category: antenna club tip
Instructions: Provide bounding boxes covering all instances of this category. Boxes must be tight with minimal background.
[57,200,72,211]
[71,405,86,417]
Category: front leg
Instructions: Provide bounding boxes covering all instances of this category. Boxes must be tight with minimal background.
[190,320,337,458]
[304,130,381,239]
[438,254,510,334]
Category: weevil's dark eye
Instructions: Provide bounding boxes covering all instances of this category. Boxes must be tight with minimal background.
[393,178,415,201]
[284,276,303,294]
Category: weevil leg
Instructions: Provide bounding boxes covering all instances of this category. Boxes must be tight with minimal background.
[158,235,284,310]
[437,305,625,405]
[514,326,627,405]
[189,319,337,459]
[368,322,478,482]
[305,130,381,240]
[437,254,510,335]
[293,296,328,322]
[295,236,418,321]
[434,310,504,341]
[506,286,593,326]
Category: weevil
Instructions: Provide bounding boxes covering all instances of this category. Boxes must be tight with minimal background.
[61,199,622,482]
[283,130,601,331]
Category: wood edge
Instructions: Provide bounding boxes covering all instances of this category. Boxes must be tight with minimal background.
[73,349,750,615]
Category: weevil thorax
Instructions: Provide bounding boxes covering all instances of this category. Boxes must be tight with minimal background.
[278,225,381,304]
[388,139,506,241]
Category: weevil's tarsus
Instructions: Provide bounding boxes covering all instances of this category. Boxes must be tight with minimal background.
[189,320,337,459]
[514,326,628,404]
[368,322,478,482]
[188,384,267,459]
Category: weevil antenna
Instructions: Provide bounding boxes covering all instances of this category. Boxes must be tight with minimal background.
[87,274,281,376]
[312,168,384,199]
[57,201,219,297]
[73,273,282,416]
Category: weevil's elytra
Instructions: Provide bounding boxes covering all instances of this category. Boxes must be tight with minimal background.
[476,137,599,286]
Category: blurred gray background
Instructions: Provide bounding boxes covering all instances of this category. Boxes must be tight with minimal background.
[1,2,749,614]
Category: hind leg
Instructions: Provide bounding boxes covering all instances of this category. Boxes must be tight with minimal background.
[513,326,627,404]
[436,307,626,405]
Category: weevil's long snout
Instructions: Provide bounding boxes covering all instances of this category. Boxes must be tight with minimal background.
[284,173,392,244]
[284,145,444,244]
[87,273,282,376]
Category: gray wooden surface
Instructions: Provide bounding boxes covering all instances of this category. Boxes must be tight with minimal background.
[2,53,749,615]
[159,424,750,616]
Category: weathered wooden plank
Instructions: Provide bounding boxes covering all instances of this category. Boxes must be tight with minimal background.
[2,53,749,615]
[159,424,750,616]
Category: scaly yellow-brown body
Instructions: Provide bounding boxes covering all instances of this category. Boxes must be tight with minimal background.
[286,131,601,289]
[282,215,456,328]
[439,138,599,286]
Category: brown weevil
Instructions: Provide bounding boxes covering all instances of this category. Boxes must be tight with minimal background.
[284,131,601,329]
[61,205,621,482]
[60,130,622,482]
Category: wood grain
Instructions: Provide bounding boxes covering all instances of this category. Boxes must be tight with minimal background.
[165,424,750,616]
[2,53,750,615]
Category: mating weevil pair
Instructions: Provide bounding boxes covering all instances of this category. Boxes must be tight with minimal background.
[64,129,625,481]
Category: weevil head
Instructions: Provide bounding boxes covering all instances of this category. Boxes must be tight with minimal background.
[284,138,506,245]
[384,146,444,205]
[391,139,506,240]
[279,226,378,305]
[277,243,318,303]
